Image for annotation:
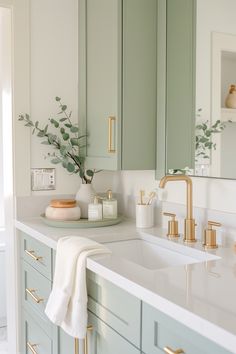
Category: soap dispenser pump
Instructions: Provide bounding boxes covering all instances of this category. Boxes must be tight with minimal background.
[88,196,103,221]
[203,221,221,249]
[102,189,117,219]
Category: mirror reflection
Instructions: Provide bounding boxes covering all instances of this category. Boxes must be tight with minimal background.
[169,0,236,179]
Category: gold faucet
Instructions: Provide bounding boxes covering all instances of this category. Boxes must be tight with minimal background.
[159,175,196,243]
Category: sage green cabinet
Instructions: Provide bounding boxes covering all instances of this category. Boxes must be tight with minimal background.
[165,0,196,172]
[79,0,158,170]
[88,311,141,354]
[142,303,232,354]
[19,232,233,354]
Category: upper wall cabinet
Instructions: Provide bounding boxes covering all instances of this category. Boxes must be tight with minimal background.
[165,0,196,172]
[79,0,161,170]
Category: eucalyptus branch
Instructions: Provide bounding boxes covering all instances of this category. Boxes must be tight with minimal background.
[18,97,100,184]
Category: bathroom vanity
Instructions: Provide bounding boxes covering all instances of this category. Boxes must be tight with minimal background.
[16,218,236,354]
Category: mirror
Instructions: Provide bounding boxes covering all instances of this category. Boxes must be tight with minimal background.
[167,0,236,179]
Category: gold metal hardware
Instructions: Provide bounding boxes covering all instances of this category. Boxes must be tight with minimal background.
[74,325,93,354]
[159,175,196,243]
[108,116,116,153]
[74,338,79,354]
[163,212,179,238]
[26,288,44,304]
[27,342,38,354]
[164,346,185,354]
[25,249,42,261]
[203,221,221,249]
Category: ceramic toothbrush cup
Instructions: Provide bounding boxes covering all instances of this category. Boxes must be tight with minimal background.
[136,204,154,228]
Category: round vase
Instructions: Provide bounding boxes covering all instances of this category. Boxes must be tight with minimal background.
[225,85,236,108]
[75,183,96,219]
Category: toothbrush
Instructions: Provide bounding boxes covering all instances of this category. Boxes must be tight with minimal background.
[139,190,145,205]
[146,191,156,205]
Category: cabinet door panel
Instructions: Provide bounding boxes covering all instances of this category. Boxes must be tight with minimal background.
[166,0,196,171]
[88,311,141,354]
[58,329,76,354]
[87,270,141,347]
[122,0,157,170]
[22,261,52,326]
[82,0,121,170]
[21,232,53,280]
[142,303,232,354]
[22,310,53,354]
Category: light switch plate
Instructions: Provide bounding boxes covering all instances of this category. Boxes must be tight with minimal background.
[31,168,56,191]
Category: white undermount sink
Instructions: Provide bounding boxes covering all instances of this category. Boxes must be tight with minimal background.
[104,238,218,271]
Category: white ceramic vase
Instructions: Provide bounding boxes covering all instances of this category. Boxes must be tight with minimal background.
[75,183,96,219]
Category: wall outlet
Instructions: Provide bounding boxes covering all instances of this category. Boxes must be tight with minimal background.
[31,168,56,191]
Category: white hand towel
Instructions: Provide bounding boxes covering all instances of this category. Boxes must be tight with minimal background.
[45,236,111,339]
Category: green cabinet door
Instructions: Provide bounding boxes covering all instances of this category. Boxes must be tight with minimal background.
[88,311,141,354]
[58,329,77,354]
[79,0,121,170]
[142,302,233,354]
[166,0,196,172]
[79,0,158,171]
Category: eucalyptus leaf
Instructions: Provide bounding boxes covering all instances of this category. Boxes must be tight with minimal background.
[55,96,61,101]
[86,169,94,177]
[62,133,69,141]
[61,105,67,111]
[70,126,79,133]
[60,118,67,122]
[65,123,72,128]
[62,158,68,168]
[67,162,75,173]
[41,141,50,145]
[51,158,61,164]
[70,138,79,146]
[37,131,45,137]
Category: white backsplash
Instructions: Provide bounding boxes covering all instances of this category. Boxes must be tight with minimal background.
[16,170,236,247]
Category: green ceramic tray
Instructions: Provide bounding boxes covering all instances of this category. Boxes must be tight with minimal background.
[40,214,123,228]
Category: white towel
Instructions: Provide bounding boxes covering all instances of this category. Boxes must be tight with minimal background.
[45,236,111,339]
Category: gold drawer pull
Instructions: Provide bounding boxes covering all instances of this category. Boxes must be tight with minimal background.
[27,342,38,354]
[164,347,185,354]
[25,249,42,261]
[108,116,116,153]
[26,288,44,304]
[74,325,93,354]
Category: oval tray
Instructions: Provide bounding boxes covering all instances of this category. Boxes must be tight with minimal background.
[40,214,123,228]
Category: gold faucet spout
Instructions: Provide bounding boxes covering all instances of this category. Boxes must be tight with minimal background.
[159,175,196,242]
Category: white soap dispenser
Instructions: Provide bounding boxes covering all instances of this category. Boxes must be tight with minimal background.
[102,190,117,219]
[88,196,103,221]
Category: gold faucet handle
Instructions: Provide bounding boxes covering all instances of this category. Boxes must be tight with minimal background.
[163,212,176,220]
[207,221,221,228]
[163,212,179,238]
[203,221,221,249]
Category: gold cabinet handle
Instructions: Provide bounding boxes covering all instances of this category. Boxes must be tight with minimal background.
[25,249,43,261]
[74,325,93,354]
[164,347,185,354]
[26,288,44,304]
[27,342,38,354]
[108,116,116,153]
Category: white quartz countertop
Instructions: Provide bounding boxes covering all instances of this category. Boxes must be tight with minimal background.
[15,217,236,353]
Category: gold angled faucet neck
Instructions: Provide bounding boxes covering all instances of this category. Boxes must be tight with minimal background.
[159,175,196,243]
